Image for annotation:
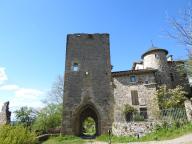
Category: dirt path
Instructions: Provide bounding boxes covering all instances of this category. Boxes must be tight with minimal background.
[86,133,192,144]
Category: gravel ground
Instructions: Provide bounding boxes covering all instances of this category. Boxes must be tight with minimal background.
[86,133,192,144]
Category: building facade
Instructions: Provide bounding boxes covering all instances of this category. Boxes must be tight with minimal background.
[62,33,190,136]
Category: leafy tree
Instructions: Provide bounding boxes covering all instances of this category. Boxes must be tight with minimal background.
[156,85,187,109]
[14,106,37,128]
[32,103,62,134]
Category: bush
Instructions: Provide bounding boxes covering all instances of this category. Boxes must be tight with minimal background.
[0,125,37,144]
[32,104,62,134]
[123,104,137,114]
[133,113,145,121]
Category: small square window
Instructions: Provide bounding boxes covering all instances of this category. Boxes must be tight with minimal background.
[155,54,160,59]
[145,81,148,84]
[140,108,148,119]
[72,63,79,71]
[130,76,136,82]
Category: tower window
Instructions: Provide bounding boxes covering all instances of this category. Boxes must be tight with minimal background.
[170,73,174,81]
[155,54,160,59]
[131,90,139,105]
[130,76,136,82]
[72,63,79,71]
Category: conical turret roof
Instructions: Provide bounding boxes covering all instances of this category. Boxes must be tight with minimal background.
[141,47,168,59]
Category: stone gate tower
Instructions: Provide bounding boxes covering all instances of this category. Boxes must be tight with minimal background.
[62,33,114,136]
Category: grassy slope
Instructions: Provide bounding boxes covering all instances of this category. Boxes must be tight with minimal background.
[43,122,192,144]
[97,122,192,143]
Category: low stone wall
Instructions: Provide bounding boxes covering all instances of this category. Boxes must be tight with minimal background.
[112,122,157,137]
[184,99,192,121]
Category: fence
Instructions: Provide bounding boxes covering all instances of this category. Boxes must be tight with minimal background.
[159,107,187,123]
[117,107,187,123]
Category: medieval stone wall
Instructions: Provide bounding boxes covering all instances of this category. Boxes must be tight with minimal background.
[112,121,158,136]
[0,101,11,125]
[113,73,159,124]
[184,99,192,121]
[62,33,114,136]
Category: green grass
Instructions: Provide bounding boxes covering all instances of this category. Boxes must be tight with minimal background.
[96,122,192,143]
[97,134,137,143]
[42,135,92,144]
[140,122,192,141]
[43,122,192,144]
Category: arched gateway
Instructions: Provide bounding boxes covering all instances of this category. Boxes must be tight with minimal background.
[62,34,114,136]
[74,104,100,136]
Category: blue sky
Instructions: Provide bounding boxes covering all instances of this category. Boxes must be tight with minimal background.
[0,0,190,113]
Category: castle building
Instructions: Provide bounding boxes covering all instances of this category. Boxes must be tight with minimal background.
[112,47,190,125]
[62,33,190,136]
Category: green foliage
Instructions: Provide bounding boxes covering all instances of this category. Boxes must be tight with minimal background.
[32,103,62,134]
[43,135,85,144]
[123,104,137,114]
[14,106,37,128]
[140,122,192,141]
[133,113,145,121]
[0,125,37,144]
[82,117,96,136]
[156,85,187,109]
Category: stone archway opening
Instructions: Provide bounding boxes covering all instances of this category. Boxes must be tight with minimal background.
[76,105,100,137]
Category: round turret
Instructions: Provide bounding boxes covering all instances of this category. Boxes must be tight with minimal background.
[142,47,168,70]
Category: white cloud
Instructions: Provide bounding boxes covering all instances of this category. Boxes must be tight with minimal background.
[15,88,43,97]
[0,67,45,112]
[10,88,45,111]
[0,67,8,85]
[0,84,19,91]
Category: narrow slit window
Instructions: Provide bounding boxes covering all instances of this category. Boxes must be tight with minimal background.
[73,63,79,71]
[170,73,174,81]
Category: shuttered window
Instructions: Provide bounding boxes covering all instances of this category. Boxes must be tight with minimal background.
[131,90,139,105]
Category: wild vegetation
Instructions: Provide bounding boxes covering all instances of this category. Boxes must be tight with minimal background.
[156,85,187,109]
[0,125,37,144]
[32,103,62,134]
